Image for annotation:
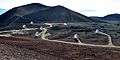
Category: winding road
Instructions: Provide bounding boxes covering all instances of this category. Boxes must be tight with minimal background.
[41,28,48,40]
[98,32,114,46]
[40,24,120,48]
[0,23,119,48]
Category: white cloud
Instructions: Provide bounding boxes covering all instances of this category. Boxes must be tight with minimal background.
[0,0,120,16]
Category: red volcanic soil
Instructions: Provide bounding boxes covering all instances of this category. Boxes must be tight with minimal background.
[0,37,120,60]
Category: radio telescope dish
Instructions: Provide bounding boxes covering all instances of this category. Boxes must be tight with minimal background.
[22,25,26,28]
[30,21,33,25]
[95,29,100,33]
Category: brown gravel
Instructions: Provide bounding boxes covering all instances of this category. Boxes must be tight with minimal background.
[0,43,64,60]
[0,37,120,60]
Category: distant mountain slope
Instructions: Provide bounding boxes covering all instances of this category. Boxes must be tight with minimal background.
[21,5,92,23]
[0,3,102,29]
[0,3,49,27]
[0,8,7,15]
[101,13,120,21]
[90,13,120,21]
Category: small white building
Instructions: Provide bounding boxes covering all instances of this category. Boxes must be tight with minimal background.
[35,31,41,37]
[22,25,26,28]
[11,30,19,34]
[63,23,67,26]
[11,29,31,35]
[30,21,33,25]
[74,34,78,39]
[95,29,100,33]
[40,26,43,30]
[44,23,53,27]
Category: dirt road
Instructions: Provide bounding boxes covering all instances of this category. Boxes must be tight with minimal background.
[40,27,120,48]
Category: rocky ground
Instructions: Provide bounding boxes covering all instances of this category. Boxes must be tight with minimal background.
[7,22,120,45]
[47,22,120,46]
[0,22,120,60]
[0,37,120,60]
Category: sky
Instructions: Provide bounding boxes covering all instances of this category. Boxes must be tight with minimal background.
[0,0,120,17]
[0,8,7,14]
